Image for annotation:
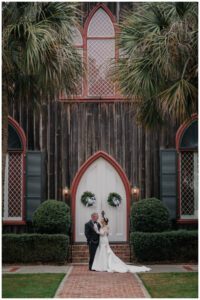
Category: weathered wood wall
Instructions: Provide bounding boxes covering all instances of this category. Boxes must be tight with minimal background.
[5,2,180,234]
[7,1,179,203]
[9,99,178,202]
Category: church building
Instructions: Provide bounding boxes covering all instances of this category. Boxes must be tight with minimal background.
[3,3,198,248]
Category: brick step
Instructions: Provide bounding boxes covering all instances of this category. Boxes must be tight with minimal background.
[73,258,130,263]
[72,257,130,260]
[71,243,131,263]
[72,244,130,247]
[72,246,130,252]
[72,255,130,260]
[72,251,130,257]
[72,252,130,256]
[72,254,130,262]
[72,245,130,251]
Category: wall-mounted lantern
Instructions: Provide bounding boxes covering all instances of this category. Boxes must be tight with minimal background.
[63,186,70,204]
[131,186,140,202]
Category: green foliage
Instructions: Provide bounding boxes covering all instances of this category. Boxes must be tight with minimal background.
[131,198,171,232]
[139,273,198,298]
[33,200,71,234]
[2,2,82,108]
[2,274,65,298]
[130,230,198,262]
[116,2,198,127]
[107,192,122,207]
[2,234,69,263]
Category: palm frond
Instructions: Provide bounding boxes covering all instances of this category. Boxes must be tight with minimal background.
[2,2,83,104]
[116,2,198,127]
[159,79,197,122]
[136,97,164,128]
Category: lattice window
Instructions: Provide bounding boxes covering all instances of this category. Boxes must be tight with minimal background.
[74,48,83,96]
[88,8,115,37]
[72,27,83,46]
[87,8,115,97]
[180,152,198,218]
[72,27,83,96]
[88,40,115,96]
[60,6,117,100]
[3,153,23,219]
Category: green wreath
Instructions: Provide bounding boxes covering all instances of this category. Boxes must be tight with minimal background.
[81,191,96,207]
[107,192,122,207]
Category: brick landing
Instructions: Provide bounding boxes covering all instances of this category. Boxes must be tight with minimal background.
[57,265,147,298]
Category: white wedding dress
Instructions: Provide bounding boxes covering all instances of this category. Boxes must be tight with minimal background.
[92,226,151,273]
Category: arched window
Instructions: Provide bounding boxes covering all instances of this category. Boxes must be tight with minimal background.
[72,27,83,96]
[86,6,116,97]
[61,4,118,101]
[176,115,198,221]
[3,117,26,224]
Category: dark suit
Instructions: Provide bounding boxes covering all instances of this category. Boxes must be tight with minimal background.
[85,220,101,270]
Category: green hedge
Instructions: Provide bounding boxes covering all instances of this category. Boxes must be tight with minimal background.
[2,234,69,263]
[131,230,198,262]
[131,198,171,232]
[33,200,71,234]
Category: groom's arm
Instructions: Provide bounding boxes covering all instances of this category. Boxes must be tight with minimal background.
[84,223,91,243]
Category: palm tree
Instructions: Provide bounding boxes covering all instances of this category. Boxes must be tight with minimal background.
[116,2,198,127]
[2,2,82,193]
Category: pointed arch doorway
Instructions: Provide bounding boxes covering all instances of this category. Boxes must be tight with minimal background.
[71,151,131,242]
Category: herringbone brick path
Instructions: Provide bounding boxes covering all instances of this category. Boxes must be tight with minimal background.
[57,265,146,298]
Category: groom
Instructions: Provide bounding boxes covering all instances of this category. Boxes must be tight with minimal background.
[84,212,101,271]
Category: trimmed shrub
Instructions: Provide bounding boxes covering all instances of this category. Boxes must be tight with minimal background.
[131,198,170,232]
[130,230,198,262]
[33,200,71,234]
[2,234,69,263]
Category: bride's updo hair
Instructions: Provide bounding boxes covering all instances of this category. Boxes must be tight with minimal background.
[100,217,109,226]
[104,217,109,225]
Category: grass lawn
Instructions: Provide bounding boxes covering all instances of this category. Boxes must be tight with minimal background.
[2,273,65,298]
[139,272,198,298]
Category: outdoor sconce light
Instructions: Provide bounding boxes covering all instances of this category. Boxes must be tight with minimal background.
[131,186,140,201]
[63,186,70,196]
[63,187,70,204]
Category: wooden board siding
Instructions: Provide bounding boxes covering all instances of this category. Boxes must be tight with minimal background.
[6,2,178,205]
[9,101,178,203]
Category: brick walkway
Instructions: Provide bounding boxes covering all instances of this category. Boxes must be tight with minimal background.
[57,265,147,298]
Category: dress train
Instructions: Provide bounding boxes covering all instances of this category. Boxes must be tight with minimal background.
[92,227,151,273]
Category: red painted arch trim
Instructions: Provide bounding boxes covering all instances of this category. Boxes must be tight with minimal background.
[7,116,27,225]
[83,3,119,98]
[83,3,117,36]
[8,116,27,152]
[176,113,198,151]
[176,113,198,220]
[71,151,131,242]
[59,4,121,101]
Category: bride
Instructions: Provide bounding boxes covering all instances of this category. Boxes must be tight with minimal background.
[92,217,151,273]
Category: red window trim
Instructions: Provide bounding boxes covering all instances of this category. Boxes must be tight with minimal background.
[176,113,198,152]
[177,219,198,224]
[3,221,26,225]
[59,3,122,102]
[3,116,27,226]
[176,114,198,223]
